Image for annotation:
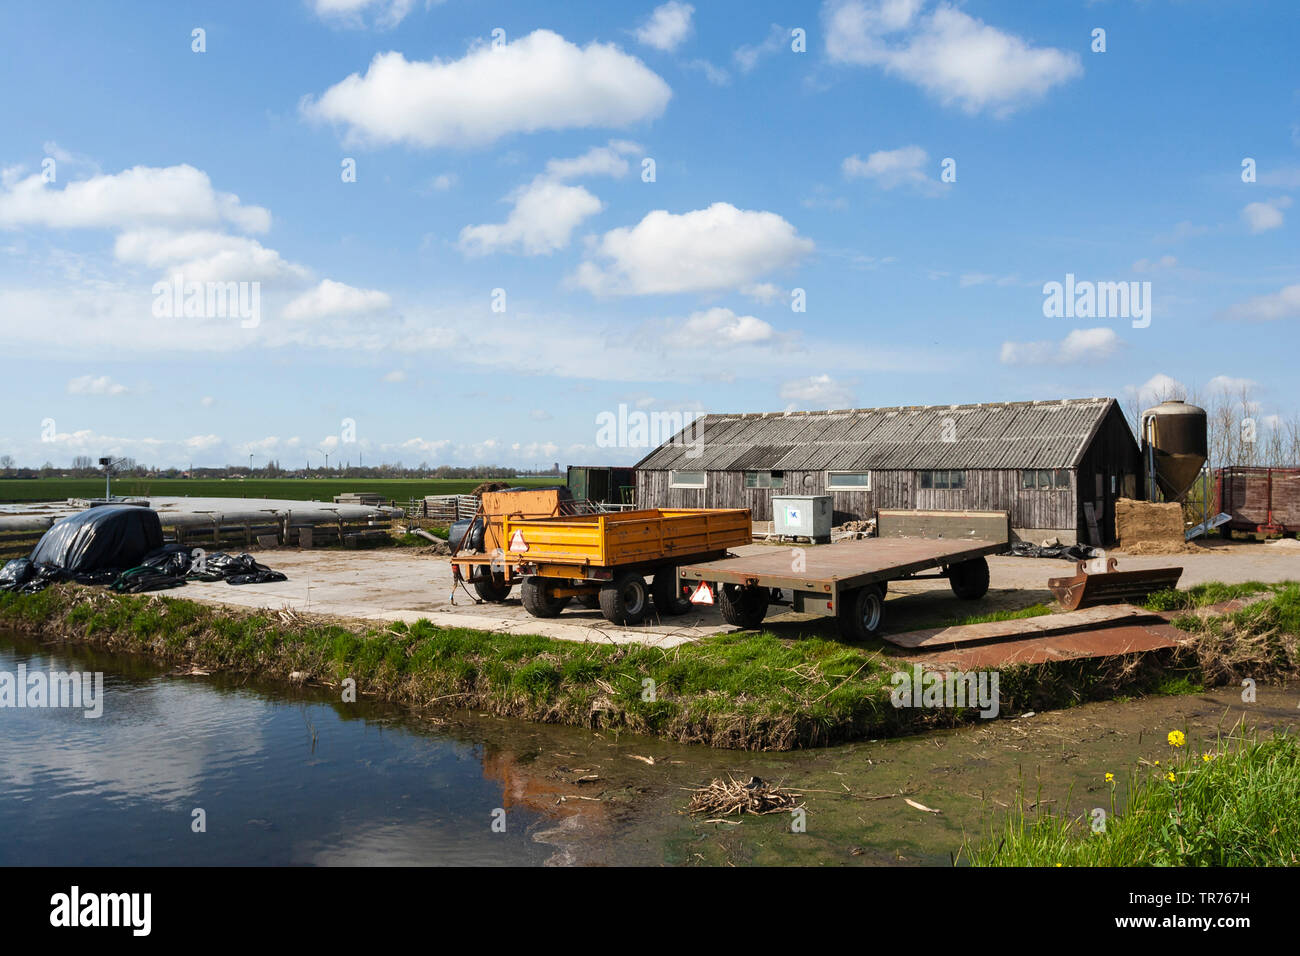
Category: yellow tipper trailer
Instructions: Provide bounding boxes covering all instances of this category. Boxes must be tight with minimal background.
[451,507,751,625]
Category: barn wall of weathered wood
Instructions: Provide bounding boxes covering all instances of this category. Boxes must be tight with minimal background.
[1074,403,1144,544]
[636,467,1081,537]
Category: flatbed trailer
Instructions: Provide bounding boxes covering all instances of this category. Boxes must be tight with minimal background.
[451,507,751,625]
[680,527,1008,641]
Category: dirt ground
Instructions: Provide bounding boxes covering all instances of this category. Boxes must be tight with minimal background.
[177,538,1300,647]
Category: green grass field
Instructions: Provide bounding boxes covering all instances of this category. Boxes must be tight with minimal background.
[0,477,559,504]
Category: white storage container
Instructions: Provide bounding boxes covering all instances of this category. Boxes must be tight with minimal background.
[772,495,832,542]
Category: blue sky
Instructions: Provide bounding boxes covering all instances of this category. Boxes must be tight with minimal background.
[1,0,1296,470]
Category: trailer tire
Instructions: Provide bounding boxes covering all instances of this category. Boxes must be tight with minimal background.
[600,572,650,625]
[521,576,571,618]
[837,584,885,641]
[718,584,769,630]
[651,569,691,616]
[473,573,512,603]
[948,557,990,600]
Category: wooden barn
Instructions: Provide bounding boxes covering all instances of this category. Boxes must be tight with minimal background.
[634,398,1142,545]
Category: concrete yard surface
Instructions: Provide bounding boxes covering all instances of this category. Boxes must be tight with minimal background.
[176,539,1300,648]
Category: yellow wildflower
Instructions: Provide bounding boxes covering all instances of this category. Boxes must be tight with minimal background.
[1168,730,1186,748]
[1166,771,1176,782]
[1104,772,1114,783]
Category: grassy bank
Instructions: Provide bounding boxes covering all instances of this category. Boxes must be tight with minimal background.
[0,584,1216,751]
[1153,581,1300,685]
[964,725,1300,866]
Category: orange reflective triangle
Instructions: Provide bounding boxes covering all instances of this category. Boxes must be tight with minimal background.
[690,582,713,605]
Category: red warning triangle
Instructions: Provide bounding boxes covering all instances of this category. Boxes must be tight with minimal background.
[508,530,528,553]
[690,582,714,605]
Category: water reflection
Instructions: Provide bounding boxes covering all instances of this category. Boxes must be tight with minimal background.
[0,634,567,866]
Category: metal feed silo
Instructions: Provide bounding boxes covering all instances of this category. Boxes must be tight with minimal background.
[1140,399,1207,501]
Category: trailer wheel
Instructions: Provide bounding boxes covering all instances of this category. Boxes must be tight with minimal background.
[948,557,990,600]
[473,573,512,603]
[599,572,650,625]
[521,576,571,618]
[718,584,769,629]
[837,584,885,641]
[651,569,691,615]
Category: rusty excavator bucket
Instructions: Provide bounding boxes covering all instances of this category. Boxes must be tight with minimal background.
[1047,556,1183,611]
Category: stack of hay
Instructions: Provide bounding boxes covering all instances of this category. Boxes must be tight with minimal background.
[1114,498,1199,554]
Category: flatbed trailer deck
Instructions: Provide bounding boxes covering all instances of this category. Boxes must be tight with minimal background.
[680,536,1007,640]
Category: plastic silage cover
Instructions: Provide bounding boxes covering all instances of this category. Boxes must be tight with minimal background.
[28,506,164,573]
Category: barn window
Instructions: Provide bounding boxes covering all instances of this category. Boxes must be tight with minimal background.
[826,471,871,491]
[1023,469,1069,490]
[919,470,965,490]
[669,470,706,489]
[744,470,785,489]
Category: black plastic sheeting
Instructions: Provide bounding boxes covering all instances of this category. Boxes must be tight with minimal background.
[29,505,163,574]
[1008,540,1100,561]
[0,506,287,595]
[108,549,286,593]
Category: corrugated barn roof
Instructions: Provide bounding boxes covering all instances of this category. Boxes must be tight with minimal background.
[636,398,1121,472]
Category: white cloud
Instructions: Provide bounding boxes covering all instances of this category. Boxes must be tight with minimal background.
[283,279,391,320]
[1207,375,1257,395]
[779,374,855,409]
[635,2,694,52]
[959,272,1018,287]
[823,0,1082,116]
[460,179,603,256]
[842,145,944,194]
[685,59,731,85]
[200,396,215,407]
[0,268,955,387]
[742,282,783,303]
[999,327,1120,365]
[1259,165,1300,189]
[184,434,223,452]
[1157,221,1210,243]
[1219,283,1300,322]
[1127,373,1187,409]
[429,173,457,191]
[679,307,775,345]
[544,141,638,180]
[114,229,310,283]
[310,0,416,29]
[302,30,672,149]
[459,142,640,256]
[67,374,128,396]
[571,202,813,295]
[1242,196,1291,233]
[0,164,270,233]
[383,369,407,383]
[1132,255,1177,273]
[734,24,787,73]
